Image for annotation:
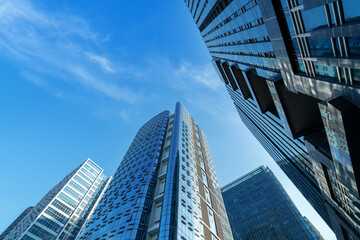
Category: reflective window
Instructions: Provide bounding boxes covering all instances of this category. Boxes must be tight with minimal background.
[202,170,208,187]
[64,186,83,201]
[44,207,68,224]
[280,0,288,10]
[73,175,90,189]
[69,180,87,194]
[58,193,78,208]
[85,161,101,174]
[292,39,301,55]
[294,59,306,73]
[21,235,35,240]
[302,6,327,31]
[348,36,360,57]
[314,62,338,78]
[204,187,212,206]
[353,68,360,84]
[286,13,295,35]
[307,38,333,57]
[28,224,56,240]
[51,199,73,215]
[36,215,63,233]
[342,0,360,23]
[207,207,217,234]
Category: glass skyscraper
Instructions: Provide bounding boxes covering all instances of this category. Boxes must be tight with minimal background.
[221,166,324,240]
[77,102,233,240]
[1,159,110,240]
[184,0,360,239]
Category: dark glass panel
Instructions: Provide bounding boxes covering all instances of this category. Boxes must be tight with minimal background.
[292,38,301,55]
[295,58,306,73]
[307,38,333,57]
[353,68,360,84]
[348,36,360,57]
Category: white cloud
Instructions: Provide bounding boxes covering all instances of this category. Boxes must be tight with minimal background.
[0,0,225,116]
[141,57,223,91]
[0,0,137,103]
[86,53,115,73]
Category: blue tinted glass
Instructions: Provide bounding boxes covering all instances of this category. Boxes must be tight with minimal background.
[307,38,333,57]
[302,6,327,31]
[286,13,295,35]
[348,36,360,57]
[314,62,338,78]
[342,0,360,23]
[292,39,301,55]
[280,0,289,10]
[295,58,306,73]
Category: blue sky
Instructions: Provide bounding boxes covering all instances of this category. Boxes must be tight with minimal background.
[0,0,335,239]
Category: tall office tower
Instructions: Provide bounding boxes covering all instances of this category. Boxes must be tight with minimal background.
[0,207,34,239]
[304,217,326,240]
[78,102,233,240]
[184,0,360,239]
[1,159,110,240]
[221,166,324,240]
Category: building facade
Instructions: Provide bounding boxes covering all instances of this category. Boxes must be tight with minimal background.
[184,0,360,239]
[77,102,233,240]
[221,166,324,240]
[1,159,110,240]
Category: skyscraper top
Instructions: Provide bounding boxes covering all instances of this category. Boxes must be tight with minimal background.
[78,102,233,240]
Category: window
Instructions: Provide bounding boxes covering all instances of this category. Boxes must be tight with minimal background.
[302,6,327,32]
[342,0,360,24]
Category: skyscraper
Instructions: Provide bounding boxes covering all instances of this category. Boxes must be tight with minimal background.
[184,0,360,239]
[1,159,110,240]
[78,102,233,240]
[221,166,324,240]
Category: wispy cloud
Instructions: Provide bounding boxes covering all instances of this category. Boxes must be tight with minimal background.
[0,0,137,103]
[86,53,115,73]
[140,57,223,91]
[0,0,225,120]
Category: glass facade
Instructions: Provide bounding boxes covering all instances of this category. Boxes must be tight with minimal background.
[184,0,360,239]
[0,159,109,240]
[222,166,324,240]
[78,103,233,240]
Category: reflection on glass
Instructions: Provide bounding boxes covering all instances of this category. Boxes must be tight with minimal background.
[286,13,295,35]
[307,38,333,57]
[292,39,300,55]
[280,0,288,11]
[342,0,360,23]
[314,62,338,78]
[295,58,306,73]
[348,36,360,57]
[302,6,327,31]
[353,69,360,84]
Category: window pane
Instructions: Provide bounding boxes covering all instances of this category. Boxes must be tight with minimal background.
[348,36,360,57]
[302,6,327,32]
[342,0,360,24]
[314,62,338,78]
[307,38,333,57]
